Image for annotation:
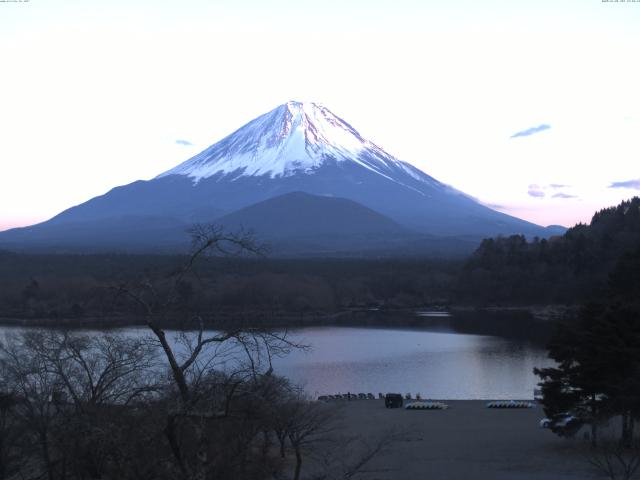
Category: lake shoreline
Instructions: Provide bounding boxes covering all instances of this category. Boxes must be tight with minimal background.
[2,322,553,400]
[0,304,571,344]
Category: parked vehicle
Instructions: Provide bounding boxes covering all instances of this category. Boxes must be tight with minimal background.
[539,413,583,436]
[385,393,404,408]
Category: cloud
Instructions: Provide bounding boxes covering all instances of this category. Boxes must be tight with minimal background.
[481,201,511,211]
[528,189,545,198]
[175,139,193,146]
[510,124,551,139]
[609,179,640,190]
[552,192,577,199]
[484,202,509,210]
[527,183,545,198]
[528,183,576,199]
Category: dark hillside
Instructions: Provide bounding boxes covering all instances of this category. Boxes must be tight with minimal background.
[457,197,640,304]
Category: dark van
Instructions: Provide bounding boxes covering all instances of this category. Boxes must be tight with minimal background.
[385,393,403,408]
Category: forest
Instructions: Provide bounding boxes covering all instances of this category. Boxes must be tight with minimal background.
[0,252,460,327]
[0,197,639,327]
[457,197,640,305]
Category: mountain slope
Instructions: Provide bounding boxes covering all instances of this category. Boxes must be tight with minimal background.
[216,191,407,238]
[0,215,190,253]
[0,101,555,254]
[214,192,479,256]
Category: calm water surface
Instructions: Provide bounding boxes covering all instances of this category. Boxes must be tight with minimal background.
[271,327,551,400]
[0,324,552,400]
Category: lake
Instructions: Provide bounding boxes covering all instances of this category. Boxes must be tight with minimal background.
[271,326,551,400]
[0,316,553,400]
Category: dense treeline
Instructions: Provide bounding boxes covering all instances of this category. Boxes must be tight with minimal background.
[0,251,461,325]
[458,197,640,305]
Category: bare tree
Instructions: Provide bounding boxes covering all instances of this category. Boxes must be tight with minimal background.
[281,397,339,480]
[587,438,640,480]
[308,429,402,480]
[0,388,23,480]
[0,330,162,480]
[114,225,291,404]
[113,225,304,480]
[19,330,158,409]
[0,333,66,480]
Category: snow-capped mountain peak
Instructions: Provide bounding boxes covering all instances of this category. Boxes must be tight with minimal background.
[157,101,413,181]
[0,101,552,253]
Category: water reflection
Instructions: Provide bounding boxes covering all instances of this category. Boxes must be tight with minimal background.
[270,327,552,400]
[415,311,452,317]
[0,324,552,400]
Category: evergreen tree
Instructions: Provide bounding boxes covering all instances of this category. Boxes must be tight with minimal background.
[535,251,640,446]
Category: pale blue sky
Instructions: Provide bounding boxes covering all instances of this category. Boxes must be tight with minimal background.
[1,0,639,230]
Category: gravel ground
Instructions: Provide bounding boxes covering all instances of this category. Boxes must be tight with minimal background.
[321,399,597,480]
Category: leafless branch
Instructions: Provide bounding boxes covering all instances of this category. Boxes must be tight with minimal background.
[586,438,640,480]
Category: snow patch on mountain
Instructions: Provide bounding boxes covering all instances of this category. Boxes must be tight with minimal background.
[157,101,428,184]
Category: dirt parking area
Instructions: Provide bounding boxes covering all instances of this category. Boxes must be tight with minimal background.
[327,400,595,480]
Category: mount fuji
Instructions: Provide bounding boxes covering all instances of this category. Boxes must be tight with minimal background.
[0,101,560,255]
